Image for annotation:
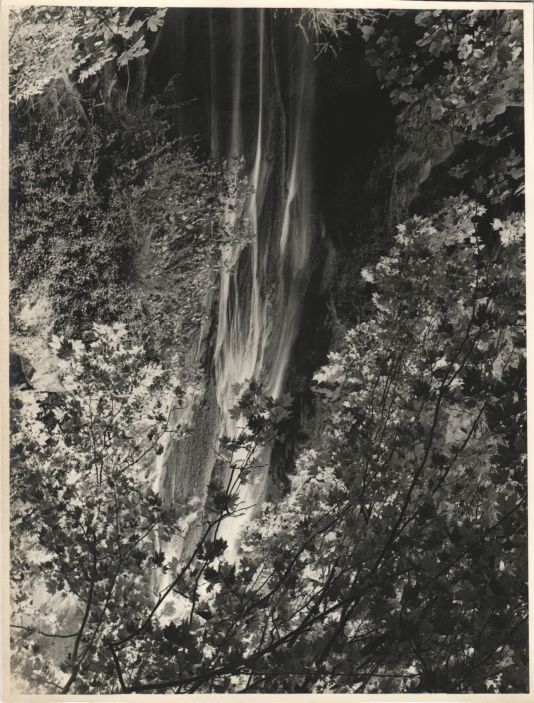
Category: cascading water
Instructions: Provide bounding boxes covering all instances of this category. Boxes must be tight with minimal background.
[213,10,271,554]
[269,29,314,399]
[213,10,316,552]
[208,10,219,159]
[158,9,317,560]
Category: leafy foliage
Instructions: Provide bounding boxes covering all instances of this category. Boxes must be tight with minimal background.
[10,328,280,693]
[173,199,525,694]
[10,99,245,363]
[362,10,523,147]
[10,118,133,332]
[329,8,524,335]
[11,324,181,692]
[12,196,525,692]
[296,9,382,55]
[10,7,167,104]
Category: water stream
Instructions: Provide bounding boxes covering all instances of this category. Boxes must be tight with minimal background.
[159,9,316,559]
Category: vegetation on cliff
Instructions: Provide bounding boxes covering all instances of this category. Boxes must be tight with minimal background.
[10,7,246,365]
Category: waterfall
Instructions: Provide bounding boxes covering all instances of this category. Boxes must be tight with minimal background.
[158,9,316,561]
[212,10,315,553]
[213,10,269,555]
[229,11,243,162]
[269,30,314,398]
[209,10,219,159]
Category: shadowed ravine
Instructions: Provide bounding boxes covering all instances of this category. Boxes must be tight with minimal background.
[157,10,318,558]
